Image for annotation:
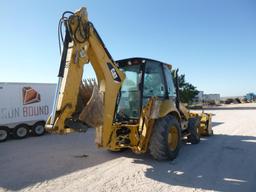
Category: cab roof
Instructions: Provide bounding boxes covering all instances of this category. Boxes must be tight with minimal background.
[116,57,172,69]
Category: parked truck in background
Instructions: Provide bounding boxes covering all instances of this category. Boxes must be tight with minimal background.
[0,83,56,142]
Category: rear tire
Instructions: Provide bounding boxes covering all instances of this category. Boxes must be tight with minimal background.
[14,124,29,139]
[32,122,45,136]
[149,115,181,161]
[187,117,200,144]
[0,126,9,142]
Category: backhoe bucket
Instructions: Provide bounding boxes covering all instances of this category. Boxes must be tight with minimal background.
[78,80,103,128]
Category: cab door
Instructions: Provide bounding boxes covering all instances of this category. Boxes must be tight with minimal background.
[142,61,167,106]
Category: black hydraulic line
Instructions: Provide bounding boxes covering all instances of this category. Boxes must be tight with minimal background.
[58,27,72,77]
[57,13,115,77]
[62,11,74,18]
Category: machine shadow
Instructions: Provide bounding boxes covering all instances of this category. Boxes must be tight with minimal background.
[212,121,224,127]
[0,129,127,191]
[130,133,256,192]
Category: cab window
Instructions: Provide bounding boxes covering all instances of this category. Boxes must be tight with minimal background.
[143,61,166,98]
[163,65,176,97]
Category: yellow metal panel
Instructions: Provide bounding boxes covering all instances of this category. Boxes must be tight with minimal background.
[158,99,181,120]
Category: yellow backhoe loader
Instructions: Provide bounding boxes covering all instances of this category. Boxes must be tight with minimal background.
[45,7,212,160]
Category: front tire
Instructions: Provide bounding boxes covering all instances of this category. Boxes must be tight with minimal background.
[149,115,181,161]
[187,117,200,144]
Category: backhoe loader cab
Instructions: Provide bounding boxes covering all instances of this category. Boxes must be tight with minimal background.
[115,58,176,122]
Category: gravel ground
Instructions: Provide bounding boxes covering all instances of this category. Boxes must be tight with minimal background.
[1,103,256,192]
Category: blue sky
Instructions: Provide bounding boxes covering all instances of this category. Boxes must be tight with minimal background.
[0,0,255,96]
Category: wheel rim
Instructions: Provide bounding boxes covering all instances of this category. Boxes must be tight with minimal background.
[35,125,44,135]
[17,127,27,137]
[168,126,178,151]
[0,130,7,140]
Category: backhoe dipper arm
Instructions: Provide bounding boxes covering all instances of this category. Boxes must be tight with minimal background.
[46,7,125,147]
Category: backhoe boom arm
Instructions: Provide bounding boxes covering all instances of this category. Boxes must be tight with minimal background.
[46,7,125,147]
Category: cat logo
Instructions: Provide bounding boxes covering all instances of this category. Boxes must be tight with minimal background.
[107,63,121,83]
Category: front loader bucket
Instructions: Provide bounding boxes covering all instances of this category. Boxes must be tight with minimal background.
[199,113,213,136]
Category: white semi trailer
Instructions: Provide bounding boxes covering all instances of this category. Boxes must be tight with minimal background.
[0,83,56,142]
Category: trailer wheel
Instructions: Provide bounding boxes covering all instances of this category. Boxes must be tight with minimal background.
[149,115,181,161]
[0,126,9,142]
[32,122,45,136]
[187,117,201,144]
[14,124,29,139]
